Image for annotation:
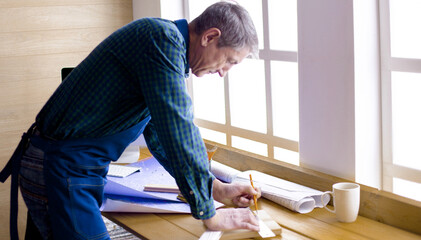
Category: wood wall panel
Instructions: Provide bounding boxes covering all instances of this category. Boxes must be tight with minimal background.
[0,1,132,238]
[0,0,130,8]
[0,3,131,33]
[0,28,118,57]
[0,52,90,81]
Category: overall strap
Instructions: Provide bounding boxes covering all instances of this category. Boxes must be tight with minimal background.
[0,124,35,240]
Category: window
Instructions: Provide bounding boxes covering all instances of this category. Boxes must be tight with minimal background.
[187,0,299,165]
[183,0,421,201]
[380,0,421,201]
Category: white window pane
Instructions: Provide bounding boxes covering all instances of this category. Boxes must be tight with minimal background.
[391,72,421,170]
[389,0,421,58]
[188,0,218,20]
[199,127,227,145]
[192,74,226,124]
[237,0,264,49]
[274,147,299,166]
[232,136,268,157]
[393,178,421,202]
[271,61,299,141]
[268,0,297,51]
[229,59,266,133]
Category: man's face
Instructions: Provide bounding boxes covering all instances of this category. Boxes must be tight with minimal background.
[192,45,250,78]
[192,44,250,77]
[189,27,250,78]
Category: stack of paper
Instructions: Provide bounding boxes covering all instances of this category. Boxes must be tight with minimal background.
[102,157,189,213]
[101,157,223,213]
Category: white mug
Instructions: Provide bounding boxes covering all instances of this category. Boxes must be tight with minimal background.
[321,182,360,223]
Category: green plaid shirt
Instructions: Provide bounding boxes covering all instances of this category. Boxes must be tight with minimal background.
[35,18,215,219]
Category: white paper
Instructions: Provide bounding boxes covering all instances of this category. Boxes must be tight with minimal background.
[101,196,191,213]
[199,230,223,240]
[104,158,181,202]
[101,194,225,213]
[102,157,225,213]
[210,161,330,213]
[210,161,241,183]
[107,165,141,178]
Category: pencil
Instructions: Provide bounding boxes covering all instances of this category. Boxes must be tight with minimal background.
[249,174,258,213]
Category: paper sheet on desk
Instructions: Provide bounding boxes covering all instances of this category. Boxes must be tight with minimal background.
[101,194,191,213]
[107,165,141,178]
[101,194,225,213]
[210,161,330,213]
[103,157,225,213]
[104,157,180,202]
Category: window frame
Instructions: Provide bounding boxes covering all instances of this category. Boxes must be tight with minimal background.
[379,0,421,192]
[185,0,299,161]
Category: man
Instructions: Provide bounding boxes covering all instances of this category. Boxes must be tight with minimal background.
[0,1,260,239]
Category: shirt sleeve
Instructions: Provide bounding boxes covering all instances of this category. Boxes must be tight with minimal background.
[138,21,216,220]
[143,120,172,175]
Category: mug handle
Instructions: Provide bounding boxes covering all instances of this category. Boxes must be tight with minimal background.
[321,191,335,213]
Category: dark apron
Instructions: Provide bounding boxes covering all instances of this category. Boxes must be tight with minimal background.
[1,116,151,240]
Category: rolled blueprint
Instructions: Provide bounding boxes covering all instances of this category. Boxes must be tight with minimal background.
[210,161,330,213]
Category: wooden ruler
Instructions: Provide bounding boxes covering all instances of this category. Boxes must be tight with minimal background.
[198,210,280,240]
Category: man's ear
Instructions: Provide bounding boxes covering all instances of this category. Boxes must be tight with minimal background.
[201,28,221,46]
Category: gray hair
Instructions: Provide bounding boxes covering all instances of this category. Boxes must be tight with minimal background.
[191,1,259,58]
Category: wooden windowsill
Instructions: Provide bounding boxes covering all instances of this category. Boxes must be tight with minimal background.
[203,140,421,236]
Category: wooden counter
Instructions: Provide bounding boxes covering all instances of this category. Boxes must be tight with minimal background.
[103,145,421,239]
[102,198,420,240]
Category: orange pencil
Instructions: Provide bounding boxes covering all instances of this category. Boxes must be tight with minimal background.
[249,174,258,214]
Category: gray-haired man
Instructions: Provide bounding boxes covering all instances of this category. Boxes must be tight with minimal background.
[1,1,261,239]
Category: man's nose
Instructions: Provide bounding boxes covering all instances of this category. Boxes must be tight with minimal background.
[218,65,233,77]
[218,70,226,77]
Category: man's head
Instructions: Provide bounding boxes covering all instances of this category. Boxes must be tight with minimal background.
[188,1,259,77]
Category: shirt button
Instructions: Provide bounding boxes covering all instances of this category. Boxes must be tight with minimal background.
[199,211,204,216]
[189,191,194,195]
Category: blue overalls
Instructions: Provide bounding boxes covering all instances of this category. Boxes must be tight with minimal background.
[1,116,151,240]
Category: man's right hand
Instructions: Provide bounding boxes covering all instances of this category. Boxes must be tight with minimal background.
[202,208,260,231]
